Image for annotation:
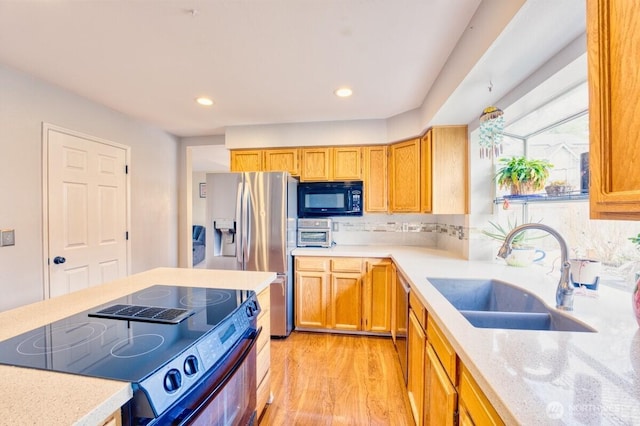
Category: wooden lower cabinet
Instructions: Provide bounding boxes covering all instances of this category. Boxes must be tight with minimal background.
[294,256,391,334]
[406,289,503,426]
[407,308,426,425]
[295,269,329,329]
[330,271,362,331]
[256,286,272,416]
[459,364,505,426]
[425,344,457,426]
[364,258,392,332]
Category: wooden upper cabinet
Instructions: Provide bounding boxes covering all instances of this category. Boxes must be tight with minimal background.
[420,131,433,213]
[587,0,640,220]
[263,148,300,176]
[230,150,262,172]
[421,126,469,214]
[332,146,362,180]
[363,145,388,212]
[300,147,331,181]
[389,138,421,212]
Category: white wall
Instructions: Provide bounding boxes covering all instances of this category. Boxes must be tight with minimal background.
[225,119,389,149]
[0,64,179,312]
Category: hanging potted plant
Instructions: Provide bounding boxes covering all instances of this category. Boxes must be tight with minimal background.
[495,156,552,195]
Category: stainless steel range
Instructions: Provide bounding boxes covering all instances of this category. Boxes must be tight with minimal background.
[0,285,261,425]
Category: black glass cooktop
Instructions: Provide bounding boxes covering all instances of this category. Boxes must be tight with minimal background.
[0,285,252,382]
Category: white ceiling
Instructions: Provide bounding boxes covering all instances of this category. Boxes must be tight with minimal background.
[0,1,585,138]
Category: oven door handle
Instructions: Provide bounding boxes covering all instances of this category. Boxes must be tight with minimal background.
[150,327,261,426]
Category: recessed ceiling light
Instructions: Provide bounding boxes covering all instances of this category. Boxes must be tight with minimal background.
[335,87,353,98]
[196,97,214,106]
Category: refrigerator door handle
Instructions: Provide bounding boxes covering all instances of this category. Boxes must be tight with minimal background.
[243,183,251,266]
[235,180,243,266]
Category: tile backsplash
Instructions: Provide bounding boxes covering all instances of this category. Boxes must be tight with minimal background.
[327,214,468,256]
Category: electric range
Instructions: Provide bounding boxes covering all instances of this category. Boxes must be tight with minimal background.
[0,285,261,424]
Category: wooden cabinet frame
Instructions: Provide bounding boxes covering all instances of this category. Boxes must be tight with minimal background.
[587,0,640,219]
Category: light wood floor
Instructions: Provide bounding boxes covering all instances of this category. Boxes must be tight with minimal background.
[259,331,414,426]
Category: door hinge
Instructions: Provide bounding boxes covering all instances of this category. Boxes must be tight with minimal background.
[125,231,129,240]
[125,165,129,174]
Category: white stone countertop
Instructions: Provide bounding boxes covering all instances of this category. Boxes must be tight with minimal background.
[0,267,276,426]
[293,245,640,425]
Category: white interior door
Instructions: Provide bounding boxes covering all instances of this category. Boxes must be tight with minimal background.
[46,126,128,298]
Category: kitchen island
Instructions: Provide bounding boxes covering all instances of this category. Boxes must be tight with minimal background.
[294,246,640,425]
[0,267,275,426]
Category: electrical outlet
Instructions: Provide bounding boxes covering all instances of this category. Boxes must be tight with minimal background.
[0,229,15,247]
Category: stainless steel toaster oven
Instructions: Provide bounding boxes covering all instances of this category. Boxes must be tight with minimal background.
[297,218,332,248]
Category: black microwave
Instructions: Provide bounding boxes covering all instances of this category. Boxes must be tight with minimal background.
[298,181,363,217]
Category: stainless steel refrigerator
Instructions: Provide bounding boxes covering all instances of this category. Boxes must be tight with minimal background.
[205,171,297,337]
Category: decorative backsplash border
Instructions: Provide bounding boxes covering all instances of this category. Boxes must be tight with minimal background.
[333,221,467,240]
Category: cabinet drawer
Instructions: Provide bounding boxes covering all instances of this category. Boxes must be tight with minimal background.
[257,288,271,320]
[427,317,457,382]
[296,256,330,271]
[459,365,505,426]
[257,318,270,352]
[330,257,363,273]
[257,370,271,416]
[409,291,427,330]
[257,342,270,385]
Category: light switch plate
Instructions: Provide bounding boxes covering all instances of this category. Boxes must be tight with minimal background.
[0,229,15,246]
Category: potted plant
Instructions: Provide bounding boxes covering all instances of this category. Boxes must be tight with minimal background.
[495,156,552,195]
[482,218,547,266]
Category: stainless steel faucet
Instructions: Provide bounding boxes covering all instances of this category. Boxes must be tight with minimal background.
[497,223,574,311]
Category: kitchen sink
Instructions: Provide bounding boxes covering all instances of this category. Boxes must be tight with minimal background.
[427,278,596,332]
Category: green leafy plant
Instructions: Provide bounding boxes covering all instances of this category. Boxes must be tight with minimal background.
[482,218,545,247]
[630,233,640,246]
[495,156,552,195]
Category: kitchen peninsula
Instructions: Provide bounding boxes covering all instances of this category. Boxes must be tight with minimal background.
[0,268,275,426]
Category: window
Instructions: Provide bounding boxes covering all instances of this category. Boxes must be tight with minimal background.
[491,82,640,292]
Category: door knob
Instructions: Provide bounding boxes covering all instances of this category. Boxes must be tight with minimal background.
[53,256,66,265]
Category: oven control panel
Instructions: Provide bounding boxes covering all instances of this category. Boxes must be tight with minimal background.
[134,292,260,418]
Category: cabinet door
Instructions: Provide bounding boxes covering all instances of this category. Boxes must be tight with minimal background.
[363,259,392,333]
[390,262,398,342]
[333,146,362,180]
[420,130,433,213]
[458,403,475,426]
[295,271,329,329]
[230,150,263,172]
[389,139,421,212]
[425,344,457,426]
[264,148,300,176]
[407,308,426,426]
[330,272,362,331]
[422,126,469,214]
[587,0,640,219]
[363,145,388,212]
[300,147,331,181]
[459,364,505,426]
